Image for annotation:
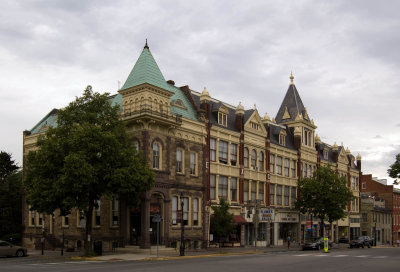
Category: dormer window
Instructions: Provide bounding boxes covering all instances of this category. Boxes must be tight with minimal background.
[323,149,328,160]
[279,131,286,146]
[216,105,229,127]
[218,112,227,126]
[251,122,259,130]
[171,99,187,110]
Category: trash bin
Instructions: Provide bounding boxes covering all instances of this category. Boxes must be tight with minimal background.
[93,241,102,256]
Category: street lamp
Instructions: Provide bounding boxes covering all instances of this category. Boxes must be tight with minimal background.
[180,193,185,256]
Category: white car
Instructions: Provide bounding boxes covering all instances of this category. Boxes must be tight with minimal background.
[0,240,27,257]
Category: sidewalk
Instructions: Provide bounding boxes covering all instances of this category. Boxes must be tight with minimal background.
[26,245,301,262]
[76,245,303,261]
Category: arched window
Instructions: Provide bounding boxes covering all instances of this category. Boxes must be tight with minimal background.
[259,151,264,171]
[153,142,160,169]
[251,149,257,169]
[244,148,249,168]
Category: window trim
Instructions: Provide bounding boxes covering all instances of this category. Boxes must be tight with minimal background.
[153,142,161,169]
[210,138,216,162]
[244,148,249,168]
[190,151,197,175]
[176,148,184,174]
[218,140,228,164]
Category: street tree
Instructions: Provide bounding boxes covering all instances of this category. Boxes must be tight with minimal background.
[0,152,22,243]
[0,151,19,184]
[210,198,235,247]
[295,165,354,238]
[24,86,154,255]
[388,153,400,185]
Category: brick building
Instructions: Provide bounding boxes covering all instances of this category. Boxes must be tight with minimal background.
[361,174,400,245]
[23,42,363,251]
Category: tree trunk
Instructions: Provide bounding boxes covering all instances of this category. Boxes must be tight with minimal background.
[84,203,94,256]
[320,218,324,238]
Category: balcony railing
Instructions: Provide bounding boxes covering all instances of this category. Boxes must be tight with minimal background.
[122,104,182,124]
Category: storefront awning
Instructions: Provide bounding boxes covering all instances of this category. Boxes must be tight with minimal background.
[233,215,247,224]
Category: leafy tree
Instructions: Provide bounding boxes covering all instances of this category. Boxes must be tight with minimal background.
[295,165,354,238]
[210,198,235,247]
[0,152,22,243]
[24,86,154,255]
[0,151,19,184]
[388,153,400,185]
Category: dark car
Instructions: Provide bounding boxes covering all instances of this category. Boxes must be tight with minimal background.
[350,236,372,248]
[0,240,27,257]
[302,237,333,250]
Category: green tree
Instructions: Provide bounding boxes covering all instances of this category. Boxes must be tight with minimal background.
[210,198,235,247]
[0,152,22,243]
[388,153,400,185]
[295,165,354,238]
[24,86,154,255]
[0,151,19,184]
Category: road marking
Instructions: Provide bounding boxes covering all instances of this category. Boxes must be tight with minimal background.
[315,254,328,257]
[372,256,387,259]
[294,254,312,256]
[355,255,370,258]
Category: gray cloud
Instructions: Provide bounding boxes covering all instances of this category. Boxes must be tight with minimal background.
[1,0,399,186]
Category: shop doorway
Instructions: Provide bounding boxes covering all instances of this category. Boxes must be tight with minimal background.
[150,193,164,246]
[130,208,141,245]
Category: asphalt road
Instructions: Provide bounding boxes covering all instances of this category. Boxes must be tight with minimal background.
[1,247,400,272]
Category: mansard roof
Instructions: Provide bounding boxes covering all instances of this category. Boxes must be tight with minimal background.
[318,142,358,169]
[191,92,240,132]
[275,81,310,124]
[268,123,296,151]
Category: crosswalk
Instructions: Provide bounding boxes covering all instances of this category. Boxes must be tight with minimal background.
[293,253,387,259]
[28,260,104,266]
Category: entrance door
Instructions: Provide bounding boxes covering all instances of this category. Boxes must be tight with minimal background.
[150,203,161,245]
[130,209,141,245]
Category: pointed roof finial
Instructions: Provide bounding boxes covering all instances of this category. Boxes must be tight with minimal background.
[144,38,149,49]
[290,71,294,85]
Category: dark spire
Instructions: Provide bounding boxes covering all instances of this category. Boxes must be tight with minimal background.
[144,39,149,49]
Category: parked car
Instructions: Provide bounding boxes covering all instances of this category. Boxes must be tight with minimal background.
[349,236,373,248]
[302,237,333,250]
[0,240,27,257]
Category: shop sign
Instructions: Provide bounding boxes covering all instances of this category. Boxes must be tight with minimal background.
[277,212,299,223]
[260,208,275,222]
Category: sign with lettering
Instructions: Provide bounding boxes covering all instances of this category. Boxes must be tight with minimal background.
[275,212,299,223]
[260,208,275,222]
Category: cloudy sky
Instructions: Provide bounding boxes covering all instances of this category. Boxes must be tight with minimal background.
[1,0,399,185]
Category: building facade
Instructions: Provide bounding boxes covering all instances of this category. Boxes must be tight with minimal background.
[23,42,362,250]
[361,174,400,245]
[360,193,392,245]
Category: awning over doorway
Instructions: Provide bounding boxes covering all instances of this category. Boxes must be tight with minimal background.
[233,215,247,224]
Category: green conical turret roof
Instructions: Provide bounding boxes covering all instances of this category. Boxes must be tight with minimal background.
[120,41,198,121]
[121,41,170,91]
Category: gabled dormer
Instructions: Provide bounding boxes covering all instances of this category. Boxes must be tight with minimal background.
[275,73,317,149]
[244,105,267,137]
[214,104,229,127]
[338,145,349,165]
